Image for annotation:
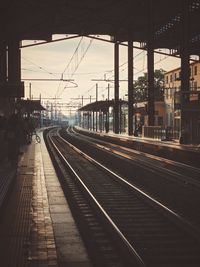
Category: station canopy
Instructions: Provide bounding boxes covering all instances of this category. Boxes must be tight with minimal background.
[79,100,128,112]
[16,99,45,113]
[1,0,200,55]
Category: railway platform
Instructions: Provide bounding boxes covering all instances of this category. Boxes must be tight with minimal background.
[0,126,199,267]
[0,130,92,267]
[75,127,200,168]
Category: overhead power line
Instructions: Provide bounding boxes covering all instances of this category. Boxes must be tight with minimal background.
[22,56,57,77]
[56,37,94,97]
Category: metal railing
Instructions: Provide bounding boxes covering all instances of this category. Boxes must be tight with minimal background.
[143,126,176,141]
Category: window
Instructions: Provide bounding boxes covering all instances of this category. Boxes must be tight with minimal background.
[166,75,168,84]
[175,73,177,80]
[170,74,173,82]
[158,116,163,126]
[194,81,197,90]
[194,66,197,76]
[166,88,168,98]
[170,113,173,126]
[170,88,172,98]
[166,114,168,126]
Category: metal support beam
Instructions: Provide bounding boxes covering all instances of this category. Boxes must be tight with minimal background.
[105,109,109,133]
[147,45,154,126]
[99,111,101,132]
[107,84,110,132]
[90,112,92,130]
[114,42,119,134]
[147,0,155,126]
[180,0,190,144]
[0,41,7,82]
[181,2,190,92]
[93,111,95,131]
[128,39,134,135]
[87,112,89,130]
[95,112,97,131]
[96,83,98,131]
[22,35,198,63]
[8,40,21,82]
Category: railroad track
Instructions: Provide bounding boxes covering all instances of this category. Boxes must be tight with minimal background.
[61,127,200,229]
[45,128,200,267]
[71,127,200,188]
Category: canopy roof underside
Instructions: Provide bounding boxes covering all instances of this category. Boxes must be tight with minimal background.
[1,0,200,55]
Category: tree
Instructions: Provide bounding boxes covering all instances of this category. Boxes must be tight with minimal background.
[134,68,165,102]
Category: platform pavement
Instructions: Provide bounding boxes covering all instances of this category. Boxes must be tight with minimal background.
[0,160,17,212]
[76,126,200,152]
[0,131,92,267]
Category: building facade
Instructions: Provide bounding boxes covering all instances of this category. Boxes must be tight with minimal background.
[164,62,200,142]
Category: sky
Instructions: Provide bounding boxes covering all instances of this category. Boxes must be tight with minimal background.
[21,35,181,116]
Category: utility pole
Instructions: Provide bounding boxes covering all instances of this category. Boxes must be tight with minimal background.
[128,39,134,135]
[51,103,53,125]
[39,93,42,128]
[96,83,98,131]
[107,83,110,100]
[54,101,57,124]
[107,83,110,132]
[45,101,49,126]
[29,83,31,99]
[70,95,96,130]
[96,83,98,101]
[89,95,92,129]
[114,41,119,134]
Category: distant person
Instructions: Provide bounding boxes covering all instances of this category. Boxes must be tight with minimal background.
[134,128,138,137]
[24,117,35,144]
[137,123,142,135]
[105,121,109,133]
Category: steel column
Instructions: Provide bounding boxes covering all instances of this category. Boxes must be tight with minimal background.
[88,113,90,129]
[106,108,109,133]
[93,111,95,131]
[107,84,110,132]
[147,0,155,126]
[99,111,101,132]
[0,41,7,82]
[128,39,134,135]
[119,101,122,133]
[180,0,190,92]
[96,83,98,131]
[114,42,119,134]
[180,0,190,143]
[96,112,98,131]
[8,40,21,82]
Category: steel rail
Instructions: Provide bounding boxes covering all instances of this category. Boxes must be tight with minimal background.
[72,127,200,187]
[48,129,146,267]
[59,129,200,240]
